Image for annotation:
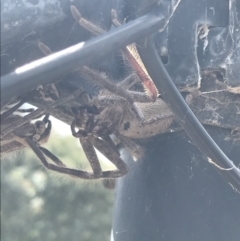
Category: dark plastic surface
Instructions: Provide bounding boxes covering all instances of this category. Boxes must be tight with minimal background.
[113,128,240,241]
[163,0,229,89]
[1,0,66,48]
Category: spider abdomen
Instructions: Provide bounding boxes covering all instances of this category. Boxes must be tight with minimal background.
[118,99,175,139]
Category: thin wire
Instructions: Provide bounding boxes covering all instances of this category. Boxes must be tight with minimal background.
[137,37,240,193]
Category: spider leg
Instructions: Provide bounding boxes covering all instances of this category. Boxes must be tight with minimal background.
[71,117,126,179]
[3,113,103,180]
[4,114,54,157]
[1,114,51,154]
[117,133,145,159]
[38,42,62,102]
[94,93,151,112]
[101,136,120,156]
[34,114,51,143]
[1,108,45,139]
[111,9,121,27]
[71,120,102,177]
[16,108,35,113]
[1,90,38,121]
[79,135,102,177]
[117,73,140,90]
[1,118,34,154]
[1,88,84,139]
[38,42,52,55]
[24,136,99,179]
[91,137,128,177]
[110,8,159,100]
[1,139,26,154]
[70,5,105,36]
[39,147,66,167]
[3,115,97,179]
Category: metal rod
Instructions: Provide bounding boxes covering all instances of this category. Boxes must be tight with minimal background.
[1,3,172,105]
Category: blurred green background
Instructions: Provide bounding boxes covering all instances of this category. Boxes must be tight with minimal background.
[1,129,114,241]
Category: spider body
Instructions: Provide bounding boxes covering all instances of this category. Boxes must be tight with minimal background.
[73,97,174,140]
[1,4,176,181]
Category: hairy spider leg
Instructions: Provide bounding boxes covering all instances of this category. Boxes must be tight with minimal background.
[70,5,158,104]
